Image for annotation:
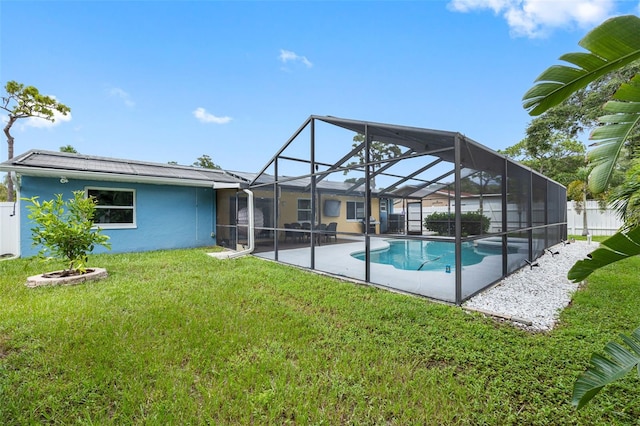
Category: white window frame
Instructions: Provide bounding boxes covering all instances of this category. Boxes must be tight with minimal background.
[297,198,312,223]
[85,186,137,229]
[346,200,366,221]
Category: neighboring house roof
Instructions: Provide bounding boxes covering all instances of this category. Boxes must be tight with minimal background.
[0,150,245,188]
[392,190,502,205]
[226,170,378,195]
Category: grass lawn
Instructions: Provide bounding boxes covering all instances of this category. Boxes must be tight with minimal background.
[0,245,639,425]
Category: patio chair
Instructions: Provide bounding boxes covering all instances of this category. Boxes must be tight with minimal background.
[324,222,338,242]
[290,222,302,242]
[284,223,297,243]
[301,222,311,242]
[315,223,327,244]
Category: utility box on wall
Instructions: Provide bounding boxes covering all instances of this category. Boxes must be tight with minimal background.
[323,199,341,217]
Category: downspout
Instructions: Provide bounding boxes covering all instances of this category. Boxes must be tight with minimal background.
[10,172,20,217]
[209,188,255,259]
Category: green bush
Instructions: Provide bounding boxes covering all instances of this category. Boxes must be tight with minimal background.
[24,190,111,274]
[424,211,490,236]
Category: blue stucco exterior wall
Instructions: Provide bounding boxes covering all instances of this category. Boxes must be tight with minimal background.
[19,176,217,257]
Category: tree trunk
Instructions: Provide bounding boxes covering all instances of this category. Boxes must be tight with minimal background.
[581,186,589,236]
[4,116,16,202]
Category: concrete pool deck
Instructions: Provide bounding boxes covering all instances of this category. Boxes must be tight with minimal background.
[253,237,527,303]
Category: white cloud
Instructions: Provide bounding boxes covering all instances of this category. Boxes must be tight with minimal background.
[193,107,232,124]
[23,109,72,128]
[279,49,313,68]
[107,87,135,107]
[448,0,616,38]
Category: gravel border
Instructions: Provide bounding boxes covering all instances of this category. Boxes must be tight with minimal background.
[463,240,598,332]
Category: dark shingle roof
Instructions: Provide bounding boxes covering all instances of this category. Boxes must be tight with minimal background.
[0,150,245,187]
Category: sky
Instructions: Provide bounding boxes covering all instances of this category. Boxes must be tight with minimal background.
[2,0,640,174]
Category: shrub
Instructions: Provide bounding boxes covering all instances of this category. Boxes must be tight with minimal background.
[424,211,490,236]
[24,190,111,274]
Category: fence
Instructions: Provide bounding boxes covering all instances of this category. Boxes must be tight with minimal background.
[418,200,623,237]
[0,202,19,257]
[567,200,623,236]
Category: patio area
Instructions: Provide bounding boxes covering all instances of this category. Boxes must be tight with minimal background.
[217,115,567,304]
[254,235,525,303]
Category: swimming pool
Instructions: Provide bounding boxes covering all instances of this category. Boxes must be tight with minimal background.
[351,239,489,272]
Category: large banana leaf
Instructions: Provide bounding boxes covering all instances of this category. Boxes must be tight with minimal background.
[572,326,640,409]
[523,14,640,412]
[588,74,640,193]
[523,15,640,194]
[523,15,640,116]
[567,226,640,282]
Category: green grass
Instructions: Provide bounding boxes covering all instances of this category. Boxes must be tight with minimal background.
[569,234,611,243]
[1,247,639,424]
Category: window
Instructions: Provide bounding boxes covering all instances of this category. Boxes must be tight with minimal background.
[346,201,365,221]
[86,187,136,228]
[297,199,311,222]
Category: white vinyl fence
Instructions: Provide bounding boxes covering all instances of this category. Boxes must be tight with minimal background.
[417,200,623,237]
[567,200,623,236]
[0,202,19,257]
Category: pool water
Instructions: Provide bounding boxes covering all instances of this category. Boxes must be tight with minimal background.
[351,240,487,271]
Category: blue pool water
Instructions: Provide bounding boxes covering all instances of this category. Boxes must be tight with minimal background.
[351,240,488,271]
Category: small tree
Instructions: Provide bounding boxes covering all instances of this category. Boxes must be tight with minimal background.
[60,145,78,153]
[500,135,586,186]
[346,133,402,189]
[25,191,110,275]
[1,81,71,202]
[566,166,592,236]
[193,154,221,169]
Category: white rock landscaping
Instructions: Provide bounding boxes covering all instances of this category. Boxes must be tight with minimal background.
[464,240,597,331]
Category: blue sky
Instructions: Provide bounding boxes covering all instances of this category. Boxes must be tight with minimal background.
[2,0,639,173]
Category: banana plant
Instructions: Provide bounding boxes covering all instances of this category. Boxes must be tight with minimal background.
[523,13,640,283]
[572,327,640,409]
[567,226,640,282]
[524,15,640,191]
[588,75,640,194]
[523,14,640,116]
[523,14,640,409]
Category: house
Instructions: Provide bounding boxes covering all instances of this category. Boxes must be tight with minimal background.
[0,150,384,257]
[0,149,387,258]
[217,170,386,248]
[0,150,246,257]
[1,115,568,306]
